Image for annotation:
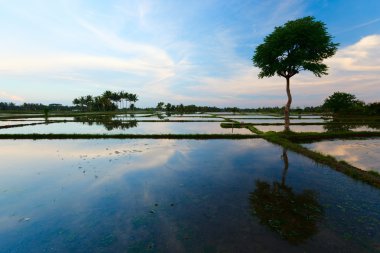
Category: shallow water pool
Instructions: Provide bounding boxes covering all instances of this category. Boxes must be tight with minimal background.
[0,121,252,135]
[302,138,380,172]
[0,139,379,252]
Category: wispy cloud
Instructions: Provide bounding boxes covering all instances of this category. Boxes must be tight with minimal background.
[338,17,380,34]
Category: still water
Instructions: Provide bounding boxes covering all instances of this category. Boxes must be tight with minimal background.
[256,125,379,133]
[303,138,380,172]
[0,139,379,252]
[0,122,252,135]
[237,119,327,124]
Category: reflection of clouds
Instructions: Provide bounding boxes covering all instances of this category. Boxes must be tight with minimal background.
[88,140,177,188]
[0,139,178,233]
[0,138,276,236]
[256,125,325,133]
[305,139,380,172]
[0,121,253,134]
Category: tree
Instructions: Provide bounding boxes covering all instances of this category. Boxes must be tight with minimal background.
[128,93,138,111]
[78,96,87,111]
[252,16,339,131]
[121,91,129,110]
[156,102,164,111]
[366,102,380,116]
[72,98,80,109]
[322,92,364,114]
[85,95,93,111]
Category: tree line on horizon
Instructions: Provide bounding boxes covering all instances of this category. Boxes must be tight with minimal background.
[0,92,379,115]
[72,90,138,112]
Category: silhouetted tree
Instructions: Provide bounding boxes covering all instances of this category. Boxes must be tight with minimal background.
[252,16,338,131]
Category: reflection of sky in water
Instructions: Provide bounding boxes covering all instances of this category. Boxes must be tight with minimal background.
[12,116,222,122]
[303,139,380,172]
[0,122,252,134]
[237,119,327,124]
[256,125,380,133]
[0,139,379,252]
[13,117,75,121]
[290,115,328,119]
[256,125,326,132]
[352,126,380,132]
[161,117,224,121]
[222,115,281,119]
[0,120,45,126]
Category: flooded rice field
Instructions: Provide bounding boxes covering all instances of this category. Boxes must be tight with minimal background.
[236,118,328,124]
[303,138,380,172]
[0,139,379,252]
[0,120,45,127]
[1,113,380,252]
[255,124,380,133]
[0,121,252,135]
[217,114,281,119]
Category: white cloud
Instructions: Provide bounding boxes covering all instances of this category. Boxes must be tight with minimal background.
[0,91,24,102]
[326,35,380,71]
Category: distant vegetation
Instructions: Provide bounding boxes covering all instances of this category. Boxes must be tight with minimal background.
[322,92,380,115]
[0,91,378,115]
[72,90,138,112]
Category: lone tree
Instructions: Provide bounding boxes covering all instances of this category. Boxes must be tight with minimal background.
[252,16,339,131]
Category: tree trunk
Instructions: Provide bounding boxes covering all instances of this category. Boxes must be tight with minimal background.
[284,77,292,131]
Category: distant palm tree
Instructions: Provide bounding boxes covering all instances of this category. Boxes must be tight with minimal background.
[128,93,138,111]
[79,96,87,111]
[109,92,120,109]
[123,91,130,111]
[94,96,101,111]
[72,98,80,109]
[118,91,127,110]
[102,90,113,100]
[85,95,93,111]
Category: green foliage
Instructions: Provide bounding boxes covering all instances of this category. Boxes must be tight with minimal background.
[72,90,138,112]
[156,102,165,111]
[252,16,339,79]
[366,102,380,115]
[323,92,364,114]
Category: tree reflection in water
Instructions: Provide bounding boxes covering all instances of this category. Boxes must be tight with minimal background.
[323,117,380,132]
[74,115,138,131]
[249,148,323,244]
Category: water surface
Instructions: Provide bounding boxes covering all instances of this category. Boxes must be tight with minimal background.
[303,138,380,172]
[0,139,379,252]
[256,125,379,133]
[0,122,251,135]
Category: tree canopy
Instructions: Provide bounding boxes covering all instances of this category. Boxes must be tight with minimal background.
[322,92,364,114]
[252,16,339,79]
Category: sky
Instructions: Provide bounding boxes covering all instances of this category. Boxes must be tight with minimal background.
[0,0,379,108]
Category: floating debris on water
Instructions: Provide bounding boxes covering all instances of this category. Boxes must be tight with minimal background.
[18,217,31,222]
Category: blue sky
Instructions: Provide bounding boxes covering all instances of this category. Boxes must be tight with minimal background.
[1,0,379,107]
